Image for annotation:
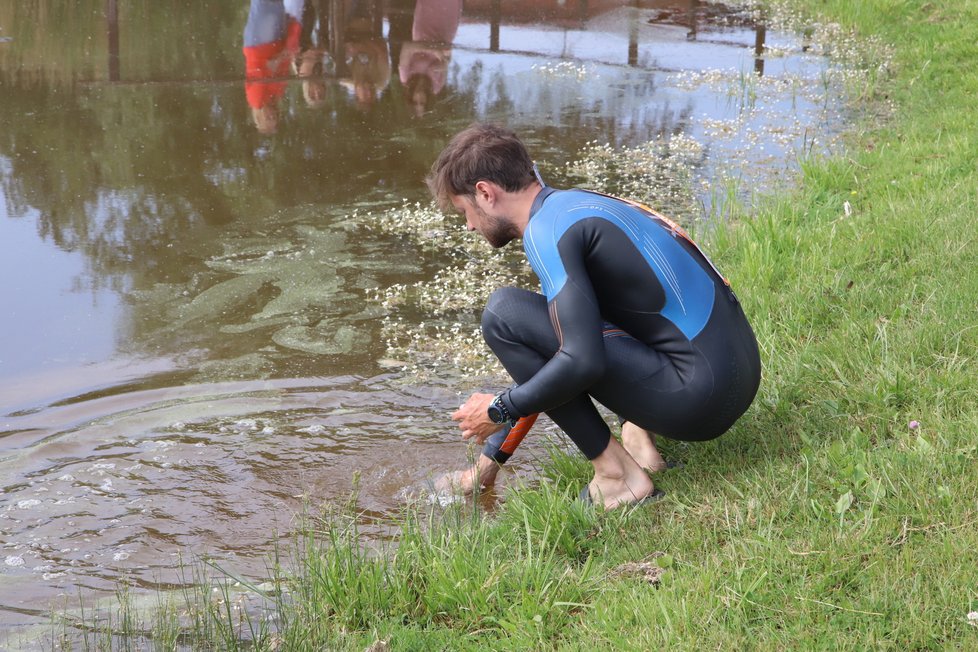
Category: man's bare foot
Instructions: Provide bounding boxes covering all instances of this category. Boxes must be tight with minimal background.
[583,438,656,509]
[434,454,499,495]
[620,421,669,473]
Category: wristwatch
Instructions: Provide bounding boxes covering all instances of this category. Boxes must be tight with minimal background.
[487,393,516,426]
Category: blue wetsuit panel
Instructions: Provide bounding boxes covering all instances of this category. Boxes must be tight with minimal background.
[522,190,715,340]
[496,189,727,420]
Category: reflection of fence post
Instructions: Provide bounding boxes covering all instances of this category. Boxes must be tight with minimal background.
[330,0,346,76]
[490,0,500,51]
[370,0,383,36]
[386,0,414,69]
[754,23,766,76]
[627,0,637,66]
[106,0,119,81]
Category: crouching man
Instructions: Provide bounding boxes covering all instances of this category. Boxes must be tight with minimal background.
[429,124,761,509]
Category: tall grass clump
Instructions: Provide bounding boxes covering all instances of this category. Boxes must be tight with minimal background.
[275,474,608,650]
[40,554,282,650]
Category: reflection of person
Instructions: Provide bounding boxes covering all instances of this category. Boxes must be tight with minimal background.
[340,0,390,108]
[398,0,461,117]
[297,49,329,108]
[296,0,330,108]
[343,37,390,108]
[242,0,304,133]
[429,124,762,509]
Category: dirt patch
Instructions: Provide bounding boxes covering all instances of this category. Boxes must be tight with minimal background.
[608,553,670,586]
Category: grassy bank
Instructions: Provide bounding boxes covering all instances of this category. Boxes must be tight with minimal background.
[54,1,978,649]
[325,1,978,648]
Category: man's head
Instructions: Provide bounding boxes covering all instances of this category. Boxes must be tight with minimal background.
[426,123,537,214]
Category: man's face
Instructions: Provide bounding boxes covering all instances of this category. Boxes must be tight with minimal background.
[450,194,518,249]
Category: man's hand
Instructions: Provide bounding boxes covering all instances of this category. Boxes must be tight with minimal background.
[452,392,499,443]
[433,454,500,495]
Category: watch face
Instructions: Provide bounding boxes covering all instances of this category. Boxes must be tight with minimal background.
[487,405,504,424]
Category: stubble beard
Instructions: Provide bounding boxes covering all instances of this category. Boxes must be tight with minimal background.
[477,205,520,248]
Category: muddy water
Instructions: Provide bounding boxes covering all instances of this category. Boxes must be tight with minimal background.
[0,0,847,643]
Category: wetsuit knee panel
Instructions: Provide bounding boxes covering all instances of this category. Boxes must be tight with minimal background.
[481,287,548,344]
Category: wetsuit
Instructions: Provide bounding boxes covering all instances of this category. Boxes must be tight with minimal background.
[481,187,761,461]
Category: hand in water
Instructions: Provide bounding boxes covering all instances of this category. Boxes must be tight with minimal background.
[434,454,499,495]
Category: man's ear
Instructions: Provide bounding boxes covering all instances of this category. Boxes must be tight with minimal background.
[473,180,496,206]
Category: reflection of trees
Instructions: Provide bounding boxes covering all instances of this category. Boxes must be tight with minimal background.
[0,4,445,374]
[0,80,440,278]
[0,3,244,87]
[0,74,450,369]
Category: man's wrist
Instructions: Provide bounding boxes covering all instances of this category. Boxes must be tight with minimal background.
[477,454,499,473]
[487,393,516,426]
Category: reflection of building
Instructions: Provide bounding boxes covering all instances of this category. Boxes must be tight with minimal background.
[460,0,749,26]
[457,0,766,72]
[463,0,648,25]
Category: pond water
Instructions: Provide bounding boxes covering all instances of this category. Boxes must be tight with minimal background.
[0,0,850,644]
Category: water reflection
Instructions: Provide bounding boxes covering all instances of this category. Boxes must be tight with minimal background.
[398,0,461,116]
[0,0,850,643]
[244,0,305,133]
[242,0,461,118]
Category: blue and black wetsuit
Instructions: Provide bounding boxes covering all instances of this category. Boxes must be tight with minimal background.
[481,187,761,461]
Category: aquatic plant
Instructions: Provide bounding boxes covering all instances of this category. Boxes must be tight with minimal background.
[564,136,706,224]
[530,61,593,81]
[367,201,532,383]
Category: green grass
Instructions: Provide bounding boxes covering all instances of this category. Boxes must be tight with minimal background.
[51,1,978,649]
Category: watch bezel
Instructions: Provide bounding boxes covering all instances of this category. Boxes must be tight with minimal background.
[487,403,505,424]
[487,394,513,425]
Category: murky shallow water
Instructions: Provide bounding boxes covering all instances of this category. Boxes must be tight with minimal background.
[0,0,859,644]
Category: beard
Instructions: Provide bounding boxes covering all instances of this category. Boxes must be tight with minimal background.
[476,204,520,248]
